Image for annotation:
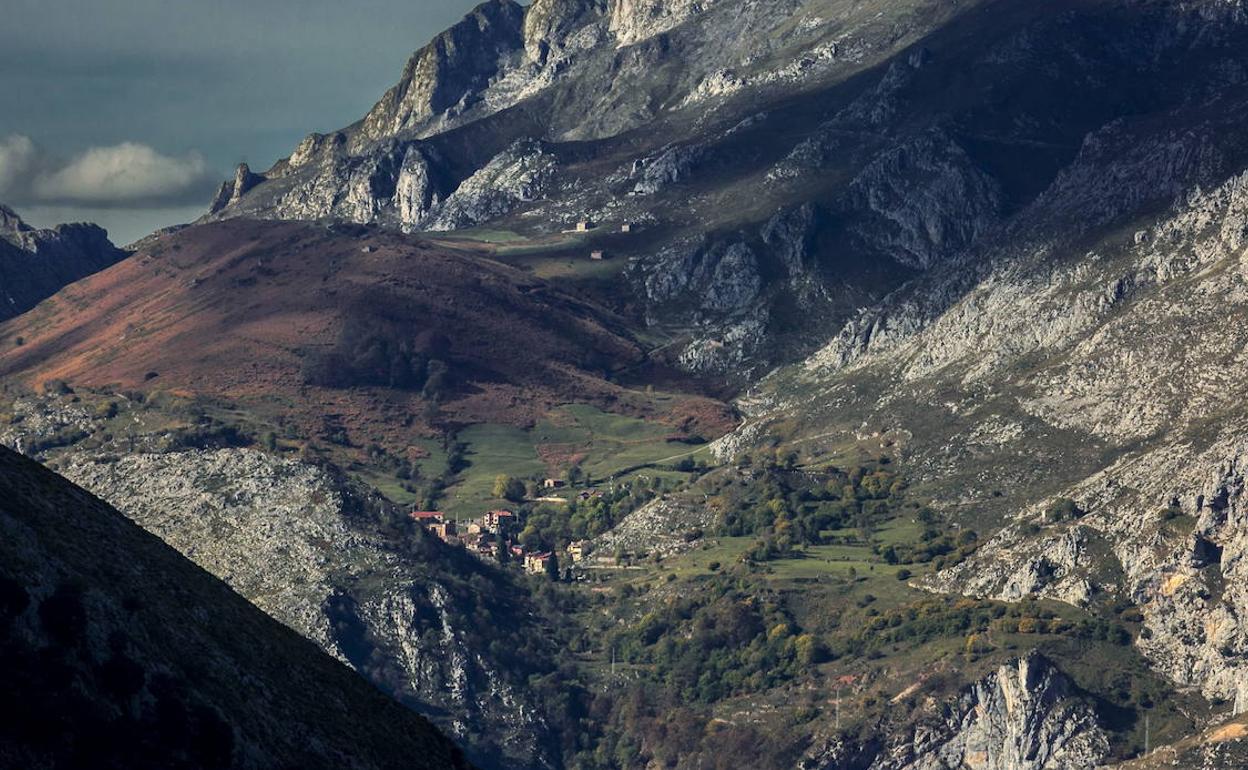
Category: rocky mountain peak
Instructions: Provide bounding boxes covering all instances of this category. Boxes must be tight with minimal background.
[208,162,267,214]
[355,0,526,146]
[0,203,30,236]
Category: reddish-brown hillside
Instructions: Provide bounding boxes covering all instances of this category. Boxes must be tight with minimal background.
[0,219,732,448]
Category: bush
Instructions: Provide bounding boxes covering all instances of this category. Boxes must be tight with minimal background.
[493,475,526,503]
[1044,498,1083,523]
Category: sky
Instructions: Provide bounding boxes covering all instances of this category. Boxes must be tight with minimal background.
[0,0,481,245]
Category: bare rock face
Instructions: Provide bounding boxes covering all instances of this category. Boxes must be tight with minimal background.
[804,653,1109,770]
[356,0,526,146]
[845,129,1003,271]
[593,496,717,558]
[234,141,452,231]
[422,140,557,230]
[0,204,125,322]
[919,653,1110,770]
[608,0,722,45]
[523,0,606,64]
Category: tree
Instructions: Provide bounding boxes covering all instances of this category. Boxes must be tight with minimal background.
[422,359,449,401]
[794,634,827,665]
[493,474,526,502]
[495,532,510,566]
[545,551,560,581]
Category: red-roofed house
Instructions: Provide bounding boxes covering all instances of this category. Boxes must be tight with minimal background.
[410,511,444,523]
[482,509,515,532]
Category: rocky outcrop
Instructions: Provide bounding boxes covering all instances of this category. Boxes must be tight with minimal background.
[422,140,557,230]
[608,0,722,45]
[592,495,716,558]
[630,143,704,195]
[355,0,527,146]
[523,0,606,64]
[844,130,1003,271]
[207,162,265,214]
[921,653,1109,770]
[230,141,451,231]
[805,653,1109,770]
[0,204,125,322]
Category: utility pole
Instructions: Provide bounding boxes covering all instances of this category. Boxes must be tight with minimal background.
[611,646,616,678]
[835,686,841,731]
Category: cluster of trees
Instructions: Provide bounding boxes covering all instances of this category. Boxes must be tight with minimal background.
[874,509,980,568]
[844,596,1133,658]
[714,459,906,560]
[302,316,451,398]
[610,584,828,704]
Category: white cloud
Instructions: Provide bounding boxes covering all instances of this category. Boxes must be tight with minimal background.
[0,135,40,196]
[0,134,215,207]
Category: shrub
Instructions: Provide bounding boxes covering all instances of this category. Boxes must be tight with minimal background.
[1044,498,1083,523]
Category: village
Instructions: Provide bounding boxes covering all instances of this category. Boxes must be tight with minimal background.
[409,476,593,579]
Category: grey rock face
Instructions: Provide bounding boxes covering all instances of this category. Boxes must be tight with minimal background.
[608,0,722,45]
[0,203,125,322]
[631,143,704,195]
[208,162,266,214]
[422,140,557,231]
[641,238,761,314]
[845,130,1003,271]
[234,141,451,231]
[356,0,527,146]
[523,0,606,64]
[804,653,1109,770]
[593,495,717,558]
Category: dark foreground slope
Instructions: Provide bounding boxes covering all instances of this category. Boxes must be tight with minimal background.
[0,445,472,770]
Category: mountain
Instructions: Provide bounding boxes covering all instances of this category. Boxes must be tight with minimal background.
[0,203,125,323]
[0,443,473,769]
[11,0,1248,767]
[203,0,1248,382]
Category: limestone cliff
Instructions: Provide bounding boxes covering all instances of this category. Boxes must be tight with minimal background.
[804,653,1109,770]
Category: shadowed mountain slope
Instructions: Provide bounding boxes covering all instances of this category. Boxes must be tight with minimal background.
[0,444,473,770]
[0,204,125,323]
